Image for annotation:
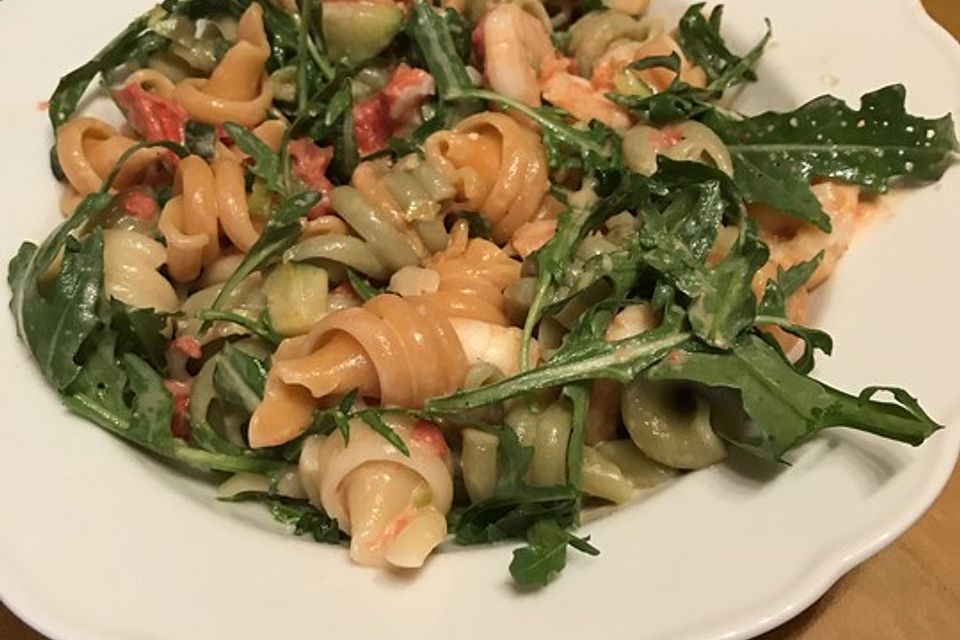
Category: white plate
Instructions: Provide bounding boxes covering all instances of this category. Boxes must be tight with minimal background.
[1,1,958,639]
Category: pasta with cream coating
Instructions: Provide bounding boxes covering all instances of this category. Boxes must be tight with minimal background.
[298,416,453,568]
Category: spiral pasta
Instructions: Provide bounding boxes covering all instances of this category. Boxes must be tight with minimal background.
[158,154,262,282]
[424,112,552,244]
[248,231,522,447]
[56,117,166,213]
[298,416,453,568]
[102,229,179,312]
[172,3,274,127]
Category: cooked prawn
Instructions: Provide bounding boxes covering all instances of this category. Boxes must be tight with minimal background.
[480,3,633,129]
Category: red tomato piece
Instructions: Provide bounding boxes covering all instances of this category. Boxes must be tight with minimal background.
[171,336,203,360]
[352,93,392,157]
[113,83,189,145]
[163,379,192,439]
[118,190,158,220]
[288,138,335,218]
[381,64,435,123]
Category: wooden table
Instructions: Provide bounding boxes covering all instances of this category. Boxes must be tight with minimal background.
[3,2,959,639]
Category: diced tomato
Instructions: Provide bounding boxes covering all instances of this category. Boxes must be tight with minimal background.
[410,419,450,457]
[113,83,189,145]
[118,190,158,220]
[288,138,335,218]
[171,336,203,360]
[352,65,435,156]
[352,93,392,157]
[381,64,435,123]
[163,379,192,439]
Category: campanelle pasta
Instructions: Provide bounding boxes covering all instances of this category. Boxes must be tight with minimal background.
[14,0,952,585]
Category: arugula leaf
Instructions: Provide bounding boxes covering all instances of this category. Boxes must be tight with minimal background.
[563,384,590,489]
[357,410,410,456]
[755,254,833,374]
[109,300,169,371]
[521,175,654,367]
[452,428,579,544]
[676,4,761,86]
[267,498,345,544]
[427,316,691,414]
[346,269,383,302]
[702,85,960,229]
[202,190,320,332]
[213,343,269,415]
[647,334,942,461]
[194,309,282,346]
[9,228,107,390]
[407,0,477,103]
[610,11,770,124]
[688,224,768,349]
[66,347,284,474]
[509,519,599,589]
[223,122,284,194]
[49,6,169,129]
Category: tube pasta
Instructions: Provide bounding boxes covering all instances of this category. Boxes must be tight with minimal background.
[102,230,178,312]
[56,117,166,207]
[581,446,634,504]
[298,416,453,568]
[595,439,677,489]
[504,399,573,487]
[424,112,552,244]
[620,378,726,470]
[172,4,274,126]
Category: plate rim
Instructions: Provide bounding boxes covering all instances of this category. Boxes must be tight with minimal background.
[1,1,959,639]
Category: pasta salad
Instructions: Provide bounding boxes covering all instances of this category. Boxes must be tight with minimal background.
[8,0,957,588]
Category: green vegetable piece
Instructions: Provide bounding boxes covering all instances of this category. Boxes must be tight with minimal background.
[223,122,283,195]
[322,2,403,64]
[213,343,269,415]
[9,224,108,390]
[264,262,329,337]
[184,120,216,159]
[509,519,599,589]
[202,190,320,333]
[703,85,960,230]
[647,334,943,461]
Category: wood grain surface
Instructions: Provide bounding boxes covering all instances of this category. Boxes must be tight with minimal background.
[2,2,958,639]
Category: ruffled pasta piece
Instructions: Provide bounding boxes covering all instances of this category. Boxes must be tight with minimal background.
[56,117,166,206]
[424,112,551,244]
[248,231,523,447]
[299,416,453,568]
[102,230,178,312]
[158,154,262,283]
[173,4,274,126]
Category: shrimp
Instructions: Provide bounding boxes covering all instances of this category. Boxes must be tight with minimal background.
[481,3,632,129]
[719,182,866,351]
[540,61,633,130]
[449,317,540,375]
[482,4,555,107]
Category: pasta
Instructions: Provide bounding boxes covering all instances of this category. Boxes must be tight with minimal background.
[424,111,553,244]
[172,3,274,127]
[298,416,453,568]
[248,227,523,448]
[15,0,953,585]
